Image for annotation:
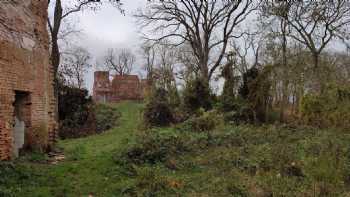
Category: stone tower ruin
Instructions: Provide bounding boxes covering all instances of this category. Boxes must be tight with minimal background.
[93,71,147,103]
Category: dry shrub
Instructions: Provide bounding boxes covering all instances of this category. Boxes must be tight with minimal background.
[301,83,350,129]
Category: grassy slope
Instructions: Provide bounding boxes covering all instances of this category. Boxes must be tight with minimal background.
[3,101,143,197]
[2,102,350,196]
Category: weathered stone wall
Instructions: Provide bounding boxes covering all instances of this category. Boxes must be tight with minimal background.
[93,71,145,103]
[0,0,56,160]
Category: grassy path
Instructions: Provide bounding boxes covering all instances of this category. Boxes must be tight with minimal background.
[15,102,143,197]
[4,101,350,196]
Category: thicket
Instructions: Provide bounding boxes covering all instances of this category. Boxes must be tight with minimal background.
[58,85,120,139]
[182,77,213,113]
[116,124,350,196]
[143,88,174,127]
[301,84,350,129]
[216,66,273,125]
[94,103,121,133]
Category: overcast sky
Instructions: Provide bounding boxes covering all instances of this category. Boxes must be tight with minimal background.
[50,1,348,94]
[51,0,147,92]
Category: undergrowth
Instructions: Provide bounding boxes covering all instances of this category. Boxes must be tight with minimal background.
[116,124,350,196]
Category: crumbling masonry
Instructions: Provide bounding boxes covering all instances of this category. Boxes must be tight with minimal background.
[0,0,56,160]
[93,71,148,103]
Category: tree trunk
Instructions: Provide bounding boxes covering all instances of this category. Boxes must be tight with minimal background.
[279,20,288,122]
[312,53,323,94]
[50,0,63,133]
[200,61,210,88]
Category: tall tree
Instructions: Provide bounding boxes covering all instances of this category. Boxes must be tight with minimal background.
[276,0,350,69]
[141,43,156,86]
[103,48,136,75]
[59,47,92,89]
[47,0,121,122]
[136,0,257,85]
[261,0,290,121]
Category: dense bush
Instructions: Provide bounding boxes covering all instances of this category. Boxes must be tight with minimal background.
[217,97,255,124]
[117,124,350,196]
[301,84,350,129]
[0,163,34,196]
[116,129,192,166]
[143,88,174,127]
[58,85,120,139]
[94,103,120,133]
[181,109,224,133]
[238,67,272,123]
[58,85,96,139]
[182,78,213,113]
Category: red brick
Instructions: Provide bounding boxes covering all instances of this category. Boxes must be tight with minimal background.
[93,71,148,103]
[0,1,56,160]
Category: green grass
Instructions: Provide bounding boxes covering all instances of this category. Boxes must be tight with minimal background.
[115,124,350,196]
[2,102,350,196]
[1,101,143,197]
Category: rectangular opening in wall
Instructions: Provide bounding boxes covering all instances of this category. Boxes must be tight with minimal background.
[12,90,31,158]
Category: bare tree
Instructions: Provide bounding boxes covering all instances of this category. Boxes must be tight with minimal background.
[141,43,156,85]
[176,44,200,84]
[261,1,291,121]
[156,41,178,90]
[104,48,136,75]
[265,0,350,69]
[135,0,257,85]
[59,47,92,89]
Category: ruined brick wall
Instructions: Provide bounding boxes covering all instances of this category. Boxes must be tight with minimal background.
[111,75,142,101]
[93,71,145,103]
[93,71,112,103]
[0,0,56,160]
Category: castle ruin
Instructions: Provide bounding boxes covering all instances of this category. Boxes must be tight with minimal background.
[0,0,56,160]
[93,71,148,103]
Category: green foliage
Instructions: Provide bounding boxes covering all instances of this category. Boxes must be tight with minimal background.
[301,83,350,129]
[0,163,35,197]
[66,144,87,161]
[58,84,96,139]
[143,88,174,127]
[218,97,255,124]
[246,66,272,122]
[59,85,121,139]
[181,109,224,133]
[117,128,191,166]
[183,77,213,113]
[0,102,142,197]
[22,151,49,163]
[122,166,182,196]
[221,61,236,100]
[116,115,350,196]
[94,103,120,133]
[219,66,272,124]
[4,102,350,196]
[239,67,260,100]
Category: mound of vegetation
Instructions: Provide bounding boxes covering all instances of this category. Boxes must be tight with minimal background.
[94,103,121,133]
[301,84,350,129]
[58,85,120,139]
[0,163,37,197]
[143,88,175,127]
[116,124,350,196]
